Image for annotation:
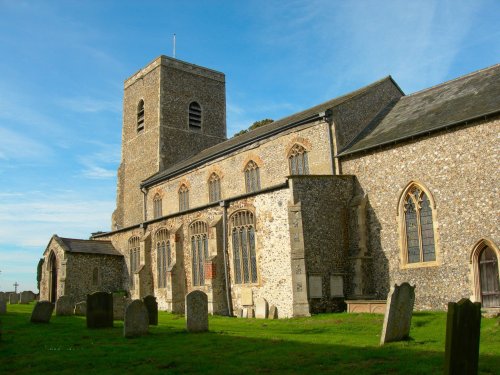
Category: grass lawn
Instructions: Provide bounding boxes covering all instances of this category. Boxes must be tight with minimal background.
[0,303,498,374]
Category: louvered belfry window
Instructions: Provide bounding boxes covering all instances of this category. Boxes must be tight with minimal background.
[208,173,221,203]
[128,236,140,287]
[244,161,261,193]
[189,101,202,129]
[179,184,189,211]
[156,229,170,288]
[153,194,162,219]
[190,221,209,286]
[231,210,257,284]
[403,186,436,263]
[288,144,309,175]
[137,100,145,132]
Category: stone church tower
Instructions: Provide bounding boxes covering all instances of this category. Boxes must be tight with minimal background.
[113,56,227,228]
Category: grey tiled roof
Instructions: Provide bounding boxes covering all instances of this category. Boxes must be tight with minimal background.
[339,64,500,156]
[142,76,397,187]
[58,237,123,257]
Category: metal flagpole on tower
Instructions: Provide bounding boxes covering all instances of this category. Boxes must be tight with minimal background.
[173,33,176,58]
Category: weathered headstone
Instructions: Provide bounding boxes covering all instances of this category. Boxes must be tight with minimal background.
[234,308,243,318]
[87,291,113,329]
[74,301,87,316]
[0,292,6,302]
[9,293,19,304]
[185,290,208,332]
[124,300,149,338]
[269,305,278,319]
[113,294,128,320]
[0,300,7,314]
[380,282,415,345]
[255,297,269,319]
[143,295,158,325]
[20,291,36,304]
[56,296,74,316]
[30,301,54,323]
[444,298,481,375]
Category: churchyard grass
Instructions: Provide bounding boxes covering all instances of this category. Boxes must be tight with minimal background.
[1,303,498,374]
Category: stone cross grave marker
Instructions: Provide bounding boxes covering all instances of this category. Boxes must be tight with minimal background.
[143,295,158,325]
[56,296,74,316]
[113,294,128,321]
[185,290,208,332]
[444,298,481,375]
[30,301,54,323]
[87,291,113,329]
[9,293,19,304]
[380,282,415,345]
[124,299,149,338]
[255,297,269,319]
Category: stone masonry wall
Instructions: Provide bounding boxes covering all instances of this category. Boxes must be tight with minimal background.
[340,117,499,310]
[40,241,67,301]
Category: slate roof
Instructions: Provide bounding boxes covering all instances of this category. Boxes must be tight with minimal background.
[57,237,123,257]
[339,63,500,156]
[142,76,398,187]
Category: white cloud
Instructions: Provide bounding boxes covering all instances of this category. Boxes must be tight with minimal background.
[57,97,121,113]
[0,127,53,162]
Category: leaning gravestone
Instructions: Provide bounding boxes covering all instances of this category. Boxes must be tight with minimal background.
[269,305,278,319]
[143,295,158,325]
[255,297,269,319]
[185,290,208,332]
[124,300,149,338]
[380,282,415,345]
[74,301,87,316]
[87,291,113,329]
[444,298,481,375]
[56,296,74,316]
[9,293,19,304]
[0,300,6,314]
[113,294,128,321]
[30,301,54,323]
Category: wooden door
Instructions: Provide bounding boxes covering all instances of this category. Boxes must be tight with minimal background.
[479,247,500,307]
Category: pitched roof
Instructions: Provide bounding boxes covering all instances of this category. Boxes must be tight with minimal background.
[142,76,399,187]
[57,237,123,257]
[339,64,500,156]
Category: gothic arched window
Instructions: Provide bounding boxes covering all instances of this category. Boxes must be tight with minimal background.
[189,101,202,130]
[137,100,145,132]
[190,221,208,286]
[179,184,189,211]
[128,236,140,287]
[244,161,260,193]
[208,173,221,203]
[153,193,162,219]
[156,228,170,288]
[230,210,257,284]
[400,184,437,265]
[288,144,309,175]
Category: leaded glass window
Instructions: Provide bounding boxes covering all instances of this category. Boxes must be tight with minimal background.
[288,144,309,175]
[208,173,221,202]
[244,161,260,193]
[153,193,162,219]
[230,210,257,284]
[190,221,209,286]
[403,185,436,264]
[128,236,140,287]
[179,184,189,211]
[156,228,170,288]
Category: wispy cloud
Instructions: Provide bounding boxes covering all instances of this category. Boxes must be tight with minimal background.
[0,127,52,162]
[77,142,120,180]
[57,97,121,113]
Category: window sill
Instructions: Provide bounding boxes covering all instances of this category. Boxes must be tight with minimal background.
[400,260,441,270]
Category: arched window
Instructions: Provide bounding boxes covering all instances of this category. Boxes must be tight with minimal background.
[137,100,145,132]
[92,267,99,286]
[179,184,189,211]
[230,210,257,284]
[156,228,171,289]
[128,236,140,287]
[400,184,437,265]
[208,173,221,203]
[153,193,162,219]
[471,239,500,308]
[288,144,309,175]
[189,101,202,130]
[244,161,260,193]
[190,221,208,286]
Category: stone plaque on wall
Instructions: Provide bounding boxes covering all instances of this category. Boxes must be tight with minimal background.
[308,275,323,298]
[241,287,253,306]
[330,275,344,297]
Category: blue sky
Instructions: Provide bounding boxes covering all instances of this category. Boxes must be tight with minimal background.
[0,0,498,292]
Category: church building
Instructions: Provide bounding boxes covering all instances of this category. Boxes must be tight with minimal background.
[39,56,500,317]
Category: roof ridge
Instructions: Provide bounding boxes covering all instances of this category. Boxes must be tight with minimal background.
[60,237,111,242]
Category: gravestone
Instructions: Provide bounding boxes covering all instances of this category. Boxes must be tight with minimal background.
[234,308,243,318]
[380,282,415,345]
[185,290,208,332]
[30,301,54,323]
[269,305,278,319]
[124,300,149,338]
[143,295,158,325]
[56,296,74,316]
[20,291,36,304]
[0,292,6,302]
[113,294,128,321]
[0,300,6,314]
[87,291,113,329]
[255,297,269,319]
[74,301,87,316]
[9,293,19,304]
[444,298,481,375]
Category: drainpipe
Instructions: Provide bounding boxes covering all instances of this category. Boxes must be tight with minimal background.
[141,187,148,222]
[220,200,233,316]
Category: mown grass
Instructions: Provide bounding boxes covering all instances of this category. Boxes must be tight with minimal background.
[0,303,498,374]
